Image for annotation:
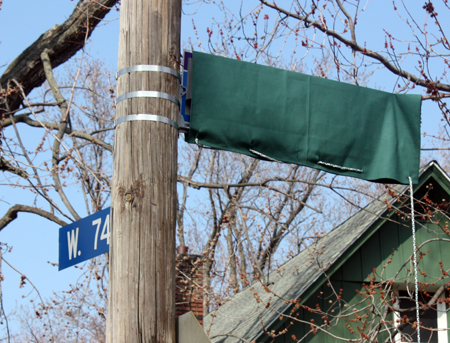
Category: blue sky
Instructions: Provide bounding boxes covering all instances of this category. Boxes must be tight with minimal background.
[0,0,120,71]
[0,0,121,335]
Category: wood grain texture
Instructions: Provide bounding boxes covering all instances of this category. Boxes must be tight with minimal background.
[108,0,181,342]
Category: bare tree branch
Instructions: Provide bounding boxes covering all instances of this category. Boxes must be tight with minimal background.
[41,50,81,221]
[0,204,68,232]
[0,113,113,152]
[0,0,119,114]
[259,0,450,94]
[0,154,28,179]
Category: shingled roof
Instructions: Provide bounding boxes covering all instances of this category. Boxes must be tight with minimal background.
[204,161,450,343]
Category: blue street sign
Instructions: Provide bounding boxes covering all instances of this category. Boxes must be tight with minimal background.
[179,50,192,133]
[59,207,110,271]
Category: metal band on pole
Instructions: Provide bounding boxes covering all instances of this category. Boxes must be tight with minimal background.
[114,114,179,130]
[116,91,180,106]
[116,65,180,80]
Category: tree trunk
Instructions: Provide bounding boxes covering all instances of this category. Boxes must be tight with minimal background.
[107,0,181,342]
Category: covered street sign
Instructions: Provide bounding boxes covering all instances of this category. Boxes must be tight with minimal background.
[186,51,422,185]
[58,207,110,271]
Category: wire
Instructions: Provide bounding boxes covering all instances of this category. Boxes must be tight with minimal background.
[409,176,421,343]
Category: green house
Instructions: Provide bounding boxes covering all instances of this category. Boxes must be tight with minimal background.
[204,161,450,343]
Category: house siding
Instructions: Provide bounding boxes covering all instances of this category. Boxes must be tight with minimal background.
[272,218,450,343]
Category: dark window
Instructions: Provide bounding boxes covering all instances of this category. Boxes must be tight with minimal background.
[398,291,438,343]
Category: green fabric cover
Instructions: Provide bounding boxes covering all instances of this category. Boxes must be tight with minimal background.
[186,51,422,184]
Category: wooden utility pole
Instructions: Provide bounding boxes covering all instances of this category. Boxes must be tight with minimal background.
[107,0,181,342]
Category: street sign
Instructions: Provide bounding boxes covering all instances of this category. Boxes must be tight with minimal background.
[59,207,110,271]
[179,50,192,133]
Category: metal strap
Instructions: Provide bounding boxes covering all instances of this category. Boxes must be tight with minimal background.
[114,114,179,130]
[116,65,180,80]
[116,91,180,106]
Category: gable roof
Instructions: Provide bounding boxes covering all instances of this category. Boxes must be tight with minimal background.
[204,161,450,343]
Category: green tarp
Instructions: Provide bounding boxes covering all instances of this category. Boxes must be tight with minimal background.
[186,51,422,184]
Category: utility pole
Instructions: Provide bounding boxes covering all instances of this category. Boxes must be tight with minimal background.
[107,0,181,342]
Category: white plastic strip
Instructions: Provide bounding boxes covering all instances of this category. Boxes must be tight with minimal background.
[317,161,363,173]
[116,91,180,106]
[249,149,280,162]
[116,65,180,80]
[114,114,179,130]
[408,176,421,343]
[437,298,448,343]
